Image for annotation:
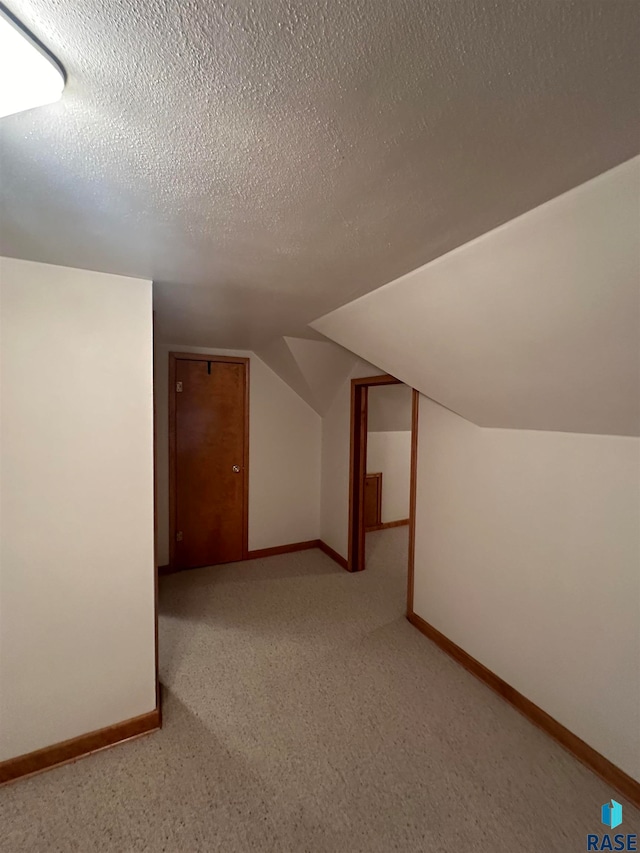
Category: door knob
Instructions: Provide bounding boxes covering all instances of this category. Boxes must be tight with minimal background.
[232,465,241,473]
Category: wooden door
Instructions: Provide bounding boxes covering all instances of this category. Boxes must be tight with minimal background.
[170,354,249,570]
[364,473,382,530]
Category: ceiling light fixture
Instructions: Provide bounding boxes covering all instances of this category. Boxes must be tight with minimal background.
[0,5,65,118]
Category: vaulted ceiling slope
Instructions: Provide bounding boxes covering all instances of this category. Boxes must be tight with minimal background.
[312,157,640,437]
[257,337,358,415]
[0,1,639,349]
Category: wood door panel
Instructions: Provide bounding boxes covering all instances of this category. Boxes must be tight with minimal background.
[364,473,382,530]
[175,358,246,569]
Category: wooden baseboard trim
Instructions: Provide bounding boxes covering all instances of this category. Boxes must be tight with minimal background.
[0,708,161,786]
[160,540,350,573]
[246,539,320,560]
[366,519,409,532]
[318,540,350,571]
[406,611,640,808]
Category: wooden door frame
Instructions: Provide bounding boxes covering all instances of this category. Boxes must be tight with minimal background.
[168,352,250,570]
[348,375,419,611]
[406,387,419,617]
[152,314,160,717]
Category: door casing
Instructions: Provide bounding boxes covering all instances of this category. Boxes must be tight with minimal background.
[348,374,419,598]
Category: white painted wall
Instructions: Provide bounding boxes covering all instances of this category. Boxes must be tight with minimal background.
[155,345,321,564]
[368,384,412,432]
[413,395,640,780]
[367,431,411,523]
[0,257,156,761]
[320,360,384,558]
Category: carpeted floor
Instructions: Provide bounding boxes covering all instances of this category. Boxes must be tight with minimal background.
[1,526,638,851]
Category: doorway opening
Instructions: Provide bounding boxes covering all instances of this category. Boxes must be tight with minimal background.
[348,375,418,611]
[168,352,249,571]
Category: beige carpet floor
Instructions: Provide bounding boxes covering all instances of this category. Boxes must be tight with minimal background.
[2,526,638,851]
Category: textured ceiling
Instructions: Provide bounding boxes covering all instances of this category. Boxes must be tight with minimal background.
[313,158,640,436]
[0,1,639,349]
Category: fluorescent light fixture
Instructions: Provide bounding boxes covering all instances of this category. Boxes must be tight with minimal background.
[0,6,65,118]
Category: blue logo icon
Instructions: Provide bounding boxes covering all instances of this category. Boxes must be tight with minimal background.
[589,799,635,850]
[601,800,623,830]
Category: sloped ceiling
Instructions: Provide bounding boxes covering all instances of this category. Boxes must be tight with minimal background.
[0,1,639,350]
[312,158,640,437]
[257,337,357,414]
